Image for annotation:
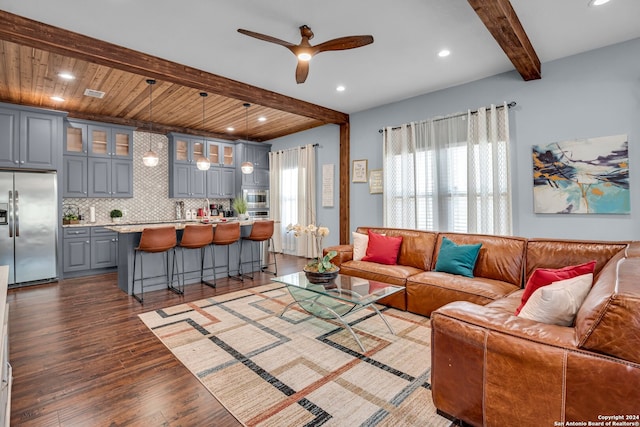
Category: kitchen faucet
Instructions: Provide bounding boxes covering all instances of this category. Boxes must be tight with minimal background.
[203,198,210,217]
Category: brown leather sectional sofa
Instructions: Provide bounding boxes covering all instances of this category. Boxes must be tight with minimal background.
[325,227,639,426]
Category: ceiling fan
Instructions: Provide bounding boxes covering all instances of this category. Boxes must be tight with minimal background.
[237,25,374,84]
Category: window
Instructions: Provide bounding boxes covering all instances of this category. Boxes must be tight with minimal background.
[383,105,511,235]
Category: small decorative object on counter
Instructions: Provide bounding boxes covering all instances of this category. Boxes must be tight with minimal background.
[287,223,339,284]
[62,204,80,224]
[110,209,123,223]
[232,194,249,220]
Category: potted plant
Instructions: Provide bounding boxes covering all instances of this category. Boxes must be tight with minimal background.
[110,209,123,223]
[62,213,79,225]
[287,223,338,284]
[232,194,249,220]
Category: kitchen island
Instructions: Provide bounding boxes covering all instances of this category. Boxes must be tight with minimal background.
[105,220,261,295]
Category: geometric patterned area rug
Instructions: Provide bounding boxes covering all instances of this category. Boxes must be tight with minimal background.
[138,283,455,427]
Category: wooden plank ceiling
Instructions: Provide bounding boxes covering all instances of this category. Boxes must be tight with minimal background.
[0,11,347,142]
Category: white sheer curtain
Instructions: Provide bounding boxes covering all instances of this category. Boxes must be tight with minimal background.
[269,144,316,257]
[467,103,512,235]
[383,103,511,235]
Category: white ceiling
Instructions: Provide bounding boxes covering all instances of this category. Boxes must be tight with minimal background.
[2,0,640,114]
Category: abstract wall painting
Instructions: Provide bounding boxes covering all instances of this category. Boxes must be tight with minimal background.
[532,134,629,214]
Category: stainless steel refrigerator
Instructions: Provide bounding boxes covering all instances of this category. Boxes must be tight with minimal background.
[0,171,58,287]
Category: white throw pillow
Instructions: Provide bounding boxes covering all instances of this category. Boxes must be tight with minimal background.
[517,273,593,326]
[352,232,369,261]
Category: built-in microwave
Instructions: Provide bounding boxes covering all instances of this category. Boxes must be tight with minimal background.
[243,188,269,209]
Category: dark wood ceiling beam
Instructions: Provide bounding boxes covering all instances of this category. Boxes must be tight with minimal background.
[468,0,541,81]
[0,10,349,125]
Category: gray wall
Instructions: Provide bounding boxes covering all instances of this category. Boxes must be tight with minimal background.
[270,37,640,242]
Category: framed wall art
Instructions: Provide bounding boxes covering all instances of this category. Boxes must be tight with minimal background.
[532,134,629,214]
[352,159,368,183]
[369,169,383,194]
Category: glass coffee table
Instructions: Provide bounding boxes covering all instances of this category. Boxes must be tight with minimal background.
[272,272,404,352]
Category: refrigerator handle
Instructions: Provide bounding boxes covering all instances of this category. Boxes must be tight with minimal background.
[14,190,19,237]
[8,191,13,238]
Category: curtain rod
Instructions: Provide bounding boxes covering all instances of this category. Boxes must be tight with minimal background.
[272,143,319,154]
[378,101,516,133]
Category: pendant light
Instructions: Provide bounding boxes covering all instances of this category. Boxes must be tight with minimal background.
[241,103,254,174]
[196,92,211,171]
[142,79,159,167]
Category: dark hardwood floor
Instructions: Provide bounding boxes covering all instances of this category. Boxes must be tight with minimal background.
[8,254,308,426]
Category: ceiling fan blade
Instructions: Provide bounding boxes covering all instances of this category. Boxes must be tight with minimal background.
[315,35,374,54]
[296,61,310,84]
[237,29,295,48]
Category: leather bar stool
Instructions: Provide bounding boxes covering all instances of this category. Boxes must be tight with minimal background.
[132,226,181,304]
[239,220,278,280]
[177,224,214,288]
[210,221,243,286]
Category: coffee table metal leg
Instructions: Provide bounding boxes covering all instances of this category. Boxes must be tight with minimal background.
[369,303,396,335]
[278,298,366,352]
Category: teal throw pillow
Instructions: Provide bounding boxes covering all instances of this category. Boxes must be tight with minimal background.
[434,237,482,278]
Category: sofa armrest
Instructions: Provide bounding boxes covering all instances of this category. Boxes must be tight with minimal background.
[431,301,640,426]
[323,245,353,268]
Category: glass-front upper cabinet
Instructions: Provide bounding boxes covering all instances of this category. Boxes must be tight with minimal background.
[207,141,234,167]
[192,141,205,162]
[87,124,133,159]
[64,121,87,155]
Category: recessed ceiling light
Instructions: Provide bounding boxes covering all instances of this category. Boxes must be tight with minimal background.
[50,96,65,102]
[57,72,75,80]
[588,0,610,6]
[227,127,235,132]
[336,85,346,92]
[258,117,267,122]
[438,49,451,58]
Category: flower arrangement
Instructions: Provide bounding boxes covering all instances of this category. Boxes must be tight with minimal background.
[287,223,338,273]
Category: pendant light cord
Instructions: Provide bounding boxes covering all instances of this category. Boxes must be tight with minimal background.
[146,79,156,150]
[244,103,250,142]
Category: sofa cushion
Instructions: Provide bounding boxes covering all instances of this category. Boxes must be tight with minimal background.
[406,271,519,317]
[356,227,437,271]
[435,233,527,287]
[576,250,640,364]
[339,260,422,286]
[434,237,481,277]
[518,273,593,326]
[515,261,596,315]
[362,230,402,265]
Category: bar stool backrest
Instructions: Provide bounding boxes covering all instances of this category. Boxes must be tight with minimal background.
[180,224,213,248]
[137,227,177,253]
[213,222,241,245]
[246,220,274,242]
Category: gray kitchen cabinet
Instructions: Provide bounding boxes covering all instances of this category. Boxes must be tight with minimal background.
[88,124,133,160]
[90,227,118,269]
[63,155,88,197]
[168,133,213,198]
[238,142,271,188]
[244,143,270,170]
[242,168,270,187]
[207,167,235,198]
[66,119,134,198]
[88,157,133,198]
[63,227,91,272]
[208,141,235,168]
[170,164,207,198]
[0,105,63,170]
[64,120,88,156]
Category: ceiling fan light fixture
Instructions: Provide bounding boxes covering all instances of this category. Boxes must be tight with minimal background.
[297,52,312,61]
[588,0,610,6]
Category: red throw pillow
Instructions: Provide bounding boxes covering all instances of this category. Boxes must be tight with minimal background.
[362,230,403,265]
[515,260,596,315]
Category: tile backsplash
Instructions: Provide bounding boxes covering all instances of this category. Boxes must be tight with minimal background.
[63,131,234,224]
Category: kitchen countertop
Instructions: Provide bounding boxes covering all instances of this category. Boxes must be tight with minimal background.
[61,218,239,228]
[102,219,255,233]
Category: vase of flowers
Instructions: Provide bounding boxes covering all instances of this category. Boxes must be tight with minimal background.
[287,223,339,284]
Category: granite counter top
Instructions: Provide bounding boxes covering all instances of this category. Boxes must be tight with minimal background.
[103,219,254,233]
